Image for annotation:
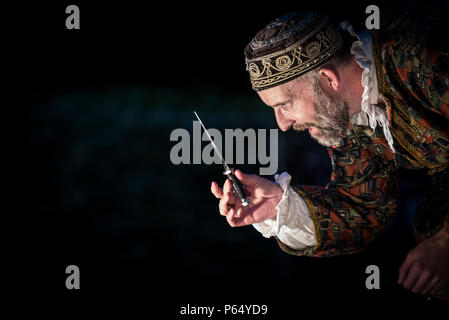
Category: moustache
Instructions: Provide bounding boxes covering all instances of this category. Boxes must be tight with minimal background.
[293,122,321,131]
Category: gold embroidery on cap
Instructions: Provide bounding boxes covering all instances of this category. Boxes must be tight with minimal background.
[245,20,342,90]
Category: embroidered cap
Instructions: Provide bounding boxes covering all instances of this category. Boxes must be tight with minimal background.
[244,11,343,91]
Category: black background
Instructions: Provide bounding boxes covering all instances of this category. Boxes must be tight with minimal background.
[7,0,448,317]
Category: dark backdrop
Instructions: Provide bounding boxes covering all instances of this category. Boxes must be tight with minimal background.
[8,0,448,317]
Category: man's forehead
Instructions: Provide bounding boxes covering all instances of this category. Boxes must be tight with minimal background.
[258,79,303,106]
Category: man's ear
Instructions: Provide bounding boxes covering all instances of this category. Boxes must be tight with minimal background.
[318,67,340,92]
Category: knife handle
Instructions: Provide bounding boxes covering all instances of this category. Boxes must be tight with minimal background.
[223,169,249,207]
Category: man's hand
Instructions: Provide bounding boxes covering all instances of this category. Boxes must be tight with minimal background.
[210,170,283,227]
[398,228,449,295]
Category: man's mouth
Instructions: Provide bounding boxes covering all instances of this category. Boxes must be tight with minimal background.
[293,123,315,132]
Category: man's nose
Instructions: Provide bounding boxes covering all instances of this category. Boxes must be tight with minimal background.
[274,108,294,132]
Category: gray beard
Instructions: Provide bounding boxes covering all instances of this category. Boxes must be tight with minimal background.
[293,81,349,147]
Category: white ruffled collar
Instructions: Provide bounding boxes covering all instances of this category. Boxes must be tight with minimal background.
[340,21,396,153]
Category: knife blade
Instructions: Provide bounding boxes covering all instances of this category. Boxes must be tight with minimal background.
[194,111,249,207]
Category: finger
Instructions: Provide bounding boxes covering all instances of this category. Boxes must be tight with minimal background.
[402,265,421,290]
[223,178,232,195]
[429,278,446,295]
[227,214,252,227]
[226,205,236,225]
[422,276,440,295]
[219,192,238,215]
[228,201,264,227]
[223,179,238,205]
[224,186,239,211]
[211,181,223,199]
[430,281,444,294]
[219,195,232,216]
[234,206,244,219]
[227,208,254,227]
[398,255,413,284]
[411,272,431,294]
[234,169,259,188]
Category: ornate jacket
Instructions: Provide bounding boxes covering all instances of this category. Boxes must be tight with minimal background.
[277,13,449,258]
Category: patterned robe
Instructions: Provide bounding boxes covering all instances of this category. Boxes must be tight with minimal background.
[276,10,449,296]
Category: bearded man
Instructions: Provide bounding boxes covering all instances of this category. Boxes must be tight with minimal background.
[210,9,449,299]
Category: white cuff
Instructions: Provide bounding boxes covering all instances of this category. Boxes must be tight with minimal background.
[252,172,317,250]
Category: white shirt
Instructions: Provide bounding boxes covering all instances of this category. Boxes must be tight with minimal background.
[252,23,394,250]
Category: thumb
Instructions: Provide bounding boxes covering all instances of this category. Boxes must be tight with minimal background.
[234,169,259,187]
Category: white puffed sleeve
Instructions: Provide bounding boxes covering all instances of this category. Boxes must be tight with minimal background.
[252,172,316,250]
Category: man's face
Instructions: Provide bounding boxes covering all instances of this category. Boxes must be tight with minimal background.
[257,76,349,147]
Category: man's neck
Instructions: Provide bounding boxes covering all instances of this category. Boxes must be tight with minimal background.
[339,58,364,118]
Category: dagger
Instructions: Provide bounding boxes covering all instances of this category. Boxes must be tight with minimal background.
[194,111,249,207]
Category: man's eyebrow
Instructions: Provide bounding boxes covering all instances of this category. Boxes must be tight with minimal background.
[271,100,291,107]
